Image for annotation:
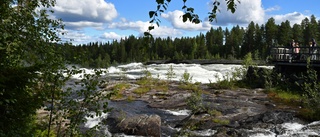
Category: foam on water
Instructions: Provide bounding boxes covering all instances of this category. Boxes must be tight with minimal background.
[84,112,109,128]
[163,109,191,116]
[70,68,108,79]
[281,122,304,131]
[117,62,144,69]
[249,122,320,137]
[190,129,217,136]
[248,128,276,137]
[278,122,319,136]
[107,66,122,74]
[142,63,242,83]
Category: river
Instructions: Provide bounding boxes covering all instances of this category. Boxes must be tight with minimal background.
[68,63,319,137]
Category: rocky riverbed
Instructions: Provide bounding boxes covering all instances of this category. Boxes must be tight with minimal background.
[92,80,320,137]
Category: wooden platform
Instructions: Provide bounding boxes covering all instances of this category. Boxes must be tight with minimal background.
[271,47,320,74]
[271,47,320,63]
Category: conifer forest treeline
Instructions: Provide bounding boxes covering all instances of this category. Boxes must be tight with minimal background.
[63,15,320,68]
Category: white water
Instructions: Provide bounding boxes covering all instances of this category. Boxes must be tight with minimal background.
[71,63,247,84]
[84,112,109,128]
[163,109,191,116]
[249,122,320,137]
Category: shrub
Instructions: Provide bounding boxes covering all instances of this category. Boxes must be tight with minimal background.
[166,65,176,81]
[180,70,193,84]
[187,91,204,113]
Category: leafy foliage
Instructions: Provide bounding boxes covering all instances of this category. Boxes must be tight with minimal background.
[293,59,320,120]
[1,1,116,136]
[56,69,112,136]
[187,91,204,114]
[147,0,240,35]
[0,0,65,136]
[180,70,193,84]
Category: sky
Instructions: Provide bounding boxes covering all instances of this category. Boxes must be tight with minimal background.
[49,0,320,45]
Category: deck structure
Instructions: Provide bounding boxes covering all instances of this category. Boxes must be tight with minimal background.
[270,46,320,74]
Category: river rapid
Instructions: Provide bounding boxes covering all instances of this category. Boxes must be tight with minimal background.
[68,63,319,137]
[71,62,245,84]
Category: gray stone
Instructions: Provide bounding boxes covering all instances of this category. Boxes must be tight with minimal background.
[106,112,161,137]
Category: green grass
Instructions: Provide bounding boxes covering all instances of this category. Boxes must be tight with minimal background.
[133,87,150,95]
[212,118,230,125]
[266,89,302,103]
[111,83,130,99]
[276,91,301,100]
[135,76,169,96]
[208,109,222,117]
[126,95,134,102]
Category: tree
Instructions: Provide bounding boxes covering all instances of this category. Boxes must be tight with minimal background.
[241,21,256,57]
[292,24,303,44]
[277,20,292,46]
[0,0,65,136]
[254,23,264,60]
[309,15,319,40]
[265,17,278,46]
[301,17,311,45]
[146,0,240,36]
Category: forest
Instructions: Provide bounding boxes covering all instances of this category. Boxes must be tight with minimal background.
[63,15,320,68]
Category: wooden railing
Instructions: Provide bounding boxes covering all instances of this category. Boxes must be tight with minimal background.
[270,47,320,62]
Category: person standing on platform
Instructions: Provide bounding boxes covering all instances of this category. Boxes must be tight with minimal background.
[311,38,317,60]
[293,42,300,60]
[289,39,296,62]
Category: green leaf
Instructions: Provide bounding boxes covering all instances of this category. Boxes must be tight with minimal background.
[182,13,192,22]
[144,32,151,36]
[227,0,237,13]
[193,18,200,24]
[187,7,194,13]
[182,5,187,9]
[182,14,188,22]
[156,0,164,4]
[148,26,155,31]
[163,4,167,10]
[149,11,156,18]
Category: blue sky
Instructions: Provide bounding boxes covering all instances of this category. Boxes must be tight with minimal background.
[50,0,320,45]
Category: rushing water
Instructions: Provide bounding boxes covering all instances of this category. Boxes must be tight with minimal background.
[68,63,319,137]
[71,62,245,83]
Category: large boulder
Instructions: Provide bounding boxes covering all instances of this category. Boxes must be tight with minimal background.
[105,110,161,137]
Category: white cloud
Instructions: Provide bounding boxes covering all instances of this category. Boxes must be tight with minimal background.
[161,10,212,31]
[149,26,183,38]
[102,32,125,40]
[108,19,183,38]
[265,5,281,12]
[52,0,117,29]
[209,0,265,26]
[108,20,147,32]
[271,12,307,25]
[60,29,93,45]
[64,21,104,30]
